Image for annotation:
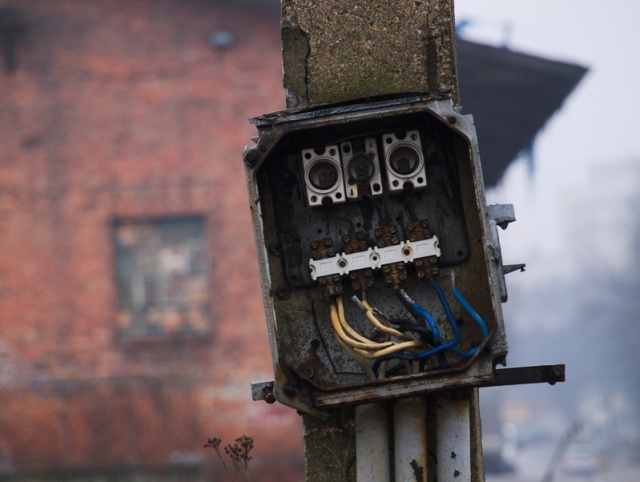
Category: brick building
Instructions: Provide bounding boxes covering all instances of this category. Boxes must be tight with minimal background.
[0,0,303,478]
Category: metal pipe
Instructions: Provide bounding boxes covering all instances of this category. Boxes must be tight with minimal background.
[436,397,471,482]
[356,403,390,482]
[394,397,427,482]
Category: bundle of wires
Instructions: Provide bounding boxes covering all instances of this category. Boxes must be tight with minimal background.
[329,296,427,380]
[329,279,490,380]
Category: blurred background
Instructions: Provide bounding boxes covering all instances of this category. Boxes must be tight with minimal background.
[456,1,640,481]
[0,0,638,481]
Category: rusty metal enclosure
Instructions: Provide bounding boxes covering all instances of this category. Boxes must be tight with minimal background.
[244,94,509,415]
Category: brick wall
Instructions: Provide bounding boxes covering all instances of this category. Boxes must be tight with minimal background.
[0,0,302,476]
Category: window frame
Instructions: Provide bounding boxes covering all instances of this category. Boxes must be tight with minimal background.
[111,215,213,342]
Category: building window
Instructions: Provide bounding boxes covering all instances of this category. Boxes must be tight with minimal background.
[113,217,211,340]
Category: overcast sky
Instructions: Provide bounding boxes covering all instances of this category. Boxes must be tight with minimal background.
[454,1,640,263]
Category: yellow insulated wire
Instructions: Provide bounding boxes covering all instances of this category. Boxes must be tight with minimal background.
[330,302,393,351]
[331,297,427,378]
[334,335,377,380]
[359,301,414,341]
[336,297,374,344]
[360,300,391,379]
[353,339,426,359]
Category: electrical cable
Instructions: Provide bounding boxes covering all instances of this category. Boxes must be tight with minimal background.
[329,297,426,369]
[385,318,433,341]
[395,287,446,365]
[453,289,489,340]
[352,296,414,341]
[336,297,377,344]
[353,339,426,358]
[334,335,377,380]
[371,327,459,374]
[430,279,489,357]
[393,287,436,344]
[447,289,489,357]
[330,302,394,350]
[362,299,392,380]
[371,281,490,375]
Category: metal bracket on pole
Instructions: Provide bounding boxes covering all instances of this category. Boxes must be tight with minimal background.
[251,364,566,403]
[482,364,565,387]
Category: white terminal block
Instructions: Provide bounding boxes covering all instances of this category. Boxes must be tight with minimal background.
[309,237,440,280]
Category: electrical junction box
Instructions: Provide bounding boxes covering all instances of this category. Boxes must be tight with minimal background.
[244,95,514,417]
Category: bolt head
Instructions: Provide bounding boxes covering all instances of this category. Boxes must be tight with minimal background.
[263,389,276,404]
[244,149,258,164]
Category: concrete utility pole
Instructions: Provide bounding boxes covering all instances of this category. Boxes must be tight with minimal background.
[246,2,565,480]
[279,1,484,481]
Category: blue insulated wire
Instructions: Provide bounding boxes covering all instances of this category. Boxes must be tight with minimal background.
[453,289,489,339]
[371,330,461,374]
[429,279,460,337]
[372,281,491,375]
[396,287,440,345]
[431,280,488,357]
[413,303,440,346]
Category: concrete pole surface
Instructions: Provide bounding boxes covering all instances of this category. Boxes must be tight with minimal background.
[394,397,428,481]
[356,403,390,481]
[280,1,485,481]
[281,0,458,108]
[436,396,472,482]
